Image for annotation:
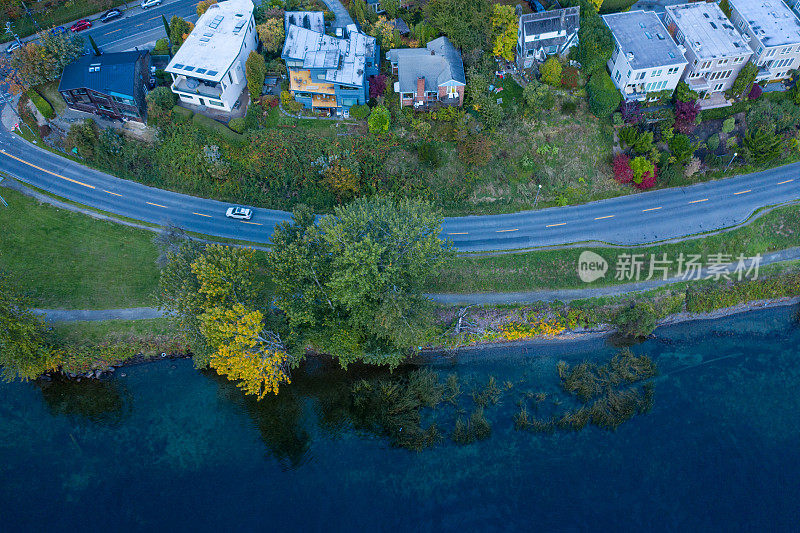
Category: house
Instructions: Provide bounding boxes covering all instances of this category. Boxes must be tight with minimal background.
[391,18,411,36]
[281,23,380,117]
[366,0,383,13]
[165,0,257,112]
[516,6,580,69]
[284,11,325,35]
[386,37,466,108]
[664,3,752,97]
[603,10,688,101]
[58,51,151,123]
[728,0,800,82]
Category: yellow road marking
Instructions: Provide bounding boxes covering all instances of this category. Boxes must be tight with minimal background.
[146,201,167,208]
[148,15,160,20]
[594,215,614,220]
[496,228,519,232]
[0,150,95,189]
[689,198,708,204]
[104,190,123,197]
[242,221,263,226]
[447,232,469,235]
[104,28,122,35]
[546,222,566,228]
[777,179,794,185]
[193,212,211,218]
[642,206,662,212]
[733,189,751,195]
[136,23,144,27]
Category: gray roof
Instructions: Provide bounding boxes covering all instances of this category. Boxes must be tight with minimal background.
[284,11,325,34]
[59,51,147,98]
[391,18,410,35]
[603,10,687,70]
[729,0,800,47]
[386,37,465,93]
[282,24,376,87]
[665,3,751,60]
[519,6,580,51]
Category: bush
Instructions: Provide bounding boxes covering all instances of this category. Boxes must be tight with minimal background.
[245,51,266,101]
[722,117,736,134]
[368,74,387,100]
[350,104,370,120]
[192,113,243,142]
[587,71,621,118]
[228,117,246,133]
[153,38,170,55]
[612,153,633,183]
[748,83,763,100]
[620,100,642,124]
[171,105,193,123]
[659,162,683,185]
[27,89,55,120]
[280,90,304,114]
[368,105,391,134]
[38,124,51,137]
[561,66,579,90]
[612,112,623,126]
[417,141,440,167]
[66,119,99,159]
[674,99,700,134]
[706,133,720,152]
[561,101,577,115]
[674,81,699,103]
[614,302,658,338]
[540,57,562,86]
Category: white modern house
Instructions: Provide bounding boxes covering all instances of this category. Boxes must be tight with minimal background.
[728,0,800,82]
[603,10,688,101]
[516,6,580,69]
[664,2,752,96]
[165,0,258,112]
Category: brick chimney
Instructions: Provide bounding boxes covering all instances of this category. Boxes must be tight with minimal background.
[417,77,425,98]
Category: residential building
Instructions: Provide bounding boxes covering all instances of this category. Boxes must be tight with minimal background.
[516,6,580,69]
[603,10,688,101]
[282,24,380,117]
[366,0,384,13]
[165,0,257,112]
[728,0,800,81]
[58,51,151,123]
[386,37,466,108]
[284,11,325,34]
[664,2,752,96]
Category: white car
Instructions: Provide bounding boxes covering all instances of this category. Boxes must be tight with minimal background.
[225,206,253,220]
[140,0,162,8]
[6,42,21,54]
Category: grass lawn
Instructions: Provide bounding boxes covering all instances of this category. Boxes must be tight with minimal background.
[0,187,160,309]
[428,204,800,293]
[51,318,174,344]
[37,81,68,116]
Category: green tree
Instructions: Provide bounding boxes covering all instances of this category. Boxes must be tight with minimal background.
[674,81,698,103]
[540,56,563,86]
[614,301,658,338]
[146,86,177,124]
[257,18,285,53]
[577,6,614,75]
[412,21,437,47]
[170,16,194,50]
[744,127,782,164]
[722,117,736,134]
[719,0,732,18]
[368,105,391,134]
[586,71,621,117]
[246,51,267,102]
[268,199,454,368]
[729,62,758,99]
[66,119,99,159]
[0,273,52,381]
[491,4,518,61]
[522,79,555,111]
[668,133,695,163]
[382,0,400,19]
[630,156,654,184]
[632,130,654,154]
[9,30,83,88]
[425,0,492,53]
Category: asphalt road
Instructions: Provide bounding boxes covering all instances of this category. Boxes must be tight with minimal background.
[1,122,799,251]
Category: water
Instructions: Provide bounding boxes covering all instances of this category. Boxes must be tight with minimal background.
[2,307,800,532]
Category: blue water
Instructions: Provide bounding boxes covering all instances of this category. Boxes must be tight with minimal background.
[2,307,800,532]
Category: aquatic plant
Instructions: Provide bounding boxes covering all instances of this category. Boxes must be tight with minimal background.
[451,408,492,444]
[472,376,501,407]
[443,373,461,405]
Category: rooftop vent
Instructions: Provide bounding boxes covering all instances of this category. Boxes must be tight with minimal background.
[656,32,665,40]
[627,51,635,61]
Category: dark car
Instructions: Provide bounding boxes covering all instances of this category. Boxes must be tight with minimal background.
[100,9,123,23]
[70,19,92,32]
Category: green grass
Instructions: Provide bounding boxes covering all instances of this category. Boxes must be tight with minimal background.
[192,112,245,143]
[27,89,55,120]
[0,187,160,309]
[37,81,68,116]
[429,204,800,293]
[51,318,174,344]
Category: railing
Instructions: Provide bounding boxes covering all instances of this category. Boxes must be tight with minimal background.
[171,77,223,98]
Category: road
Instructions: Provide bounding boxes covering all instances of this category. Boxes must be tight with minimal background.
[1,121,799,251]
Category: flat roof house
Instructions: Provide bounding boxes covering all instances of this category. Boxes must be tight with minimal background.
[165,0,257,113]
[728,0,800,82]
[284,11,325,34]
[603,10,688,101]
[516,6,580,69]
[282,24,380,117]
[664,2,752,96]
[386,37,466,109]
[59,50,150,123]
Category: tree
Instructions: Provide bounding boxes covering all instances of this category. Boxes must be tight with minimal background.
[257,18,285,53]
[491,4,517,61]
[0,272,52,381]
[196,0,217,16]
[540,56,563,86]
[614,302,658,338]
[412,21,437,47]
[722,117,736,134]
[146,86,177,123]
[669,133,695,163]
[744,127,782,164]
[577,7,614,75]
[586,71,621,118]
[630,156,654,184]
[612,154,633,183]
[748,83,763,100]
[522,79,554,111]
[9,31,83,88]
[382,0,400,18]
[425,0,492,53]
[162,14,171,42]
[66,119,99,159]
[268,198,454,368]
[632,130,654,154]
[350,104,371,119]
[170,16,194,49]
[323,163,360,201]
[368,105,391,134]
[369,74,387,100]
[245,51,266,102]
[674,81,698,103]
[730,61,758,99]
[674,99,700,134]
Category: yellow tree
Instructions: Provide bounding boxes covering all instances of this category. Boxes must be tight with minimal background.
[256,18,285,53]
[590,0,603,12]
[196,0,217,16]
[201,304,291,398]
[491,4,517,61]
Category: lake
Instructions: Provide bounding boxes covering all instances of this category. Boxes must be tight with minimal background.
[2,306,799,532]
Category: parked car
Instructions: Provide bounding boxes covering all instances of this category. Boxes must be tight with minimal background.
[99,9,122,23]
[5,41,21,54]
[50,26,67,34]
[70,19,92,32]
[140,0,162,8]
[225,207,253,220]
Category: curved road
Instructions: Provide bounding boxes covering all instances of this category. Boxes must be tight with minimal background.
[1,124,799,251]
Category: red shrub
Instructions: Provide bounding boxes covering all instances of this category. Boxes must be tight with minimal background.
[561,66,579,90]
[613,154,633,183]
[674,99,700,134]
[748,83,762,100]
[369,74,387,100]
[635,166,658,189]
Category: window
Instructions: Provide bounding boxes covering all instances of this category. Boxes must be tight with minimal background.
[626,69,631,79]
[636,71,646,80]
[615,70,621,81]
[228,72,233,84]
[208,100,224,107]
[717,59,728,66]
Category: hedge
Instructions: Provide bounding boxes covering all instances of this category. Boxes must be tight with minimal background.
[686,271,800,313]
[171,105,194,123]
[191,112,244,142]
[27,89,55,120]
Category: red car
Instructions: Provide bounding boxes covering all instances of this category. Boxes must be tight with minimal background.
[70,19,92,32]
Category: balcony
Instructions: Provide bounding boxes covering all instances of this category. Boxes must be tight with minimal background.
[171,75,224,99]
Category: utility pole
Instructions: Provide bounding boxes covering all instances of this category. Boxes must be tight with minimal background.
[18,0,41,33]
[5,22,22,47]
[725,152,738,171]
[533,184,542,209]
